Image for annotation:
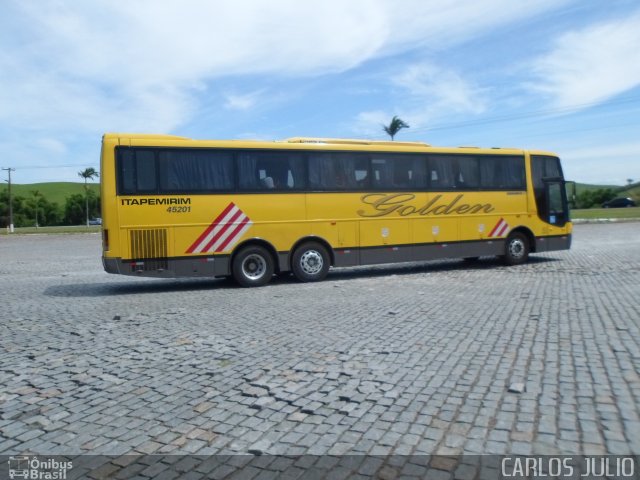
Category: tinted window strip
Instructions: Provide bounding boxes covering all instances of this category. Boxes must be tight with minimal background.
[115,147,527,195]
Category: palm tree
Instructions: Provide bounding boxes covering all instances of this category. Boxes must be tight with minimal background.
[30,190,42,228]
[78,167,99,227]
[382,116,410,141]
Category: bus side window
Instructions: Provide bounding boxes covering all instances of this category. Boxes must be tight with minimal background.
[239,152,305,191]
[135,150,157,192]
[118,148,136,194]
[308,153,363,190]
[455,157,479,189]
[479,156,525,190]
[159,149,233,192]
[428,155,456,189]
[371,155,425,189]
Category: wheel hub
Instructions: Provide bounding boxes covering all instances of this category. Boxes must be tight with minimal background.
[509,239,525,258]
[300,250,323,275]
[242,254,266,279]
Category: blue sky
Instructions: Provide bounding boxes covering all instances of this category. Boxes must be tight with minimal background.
[1,0,639,185]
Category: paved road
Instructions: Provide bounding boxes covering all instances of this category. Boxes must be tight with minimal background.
[1,223,639,472]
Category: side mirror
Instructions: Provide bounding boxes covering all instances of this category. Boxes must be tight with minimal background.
[565,180,576,209]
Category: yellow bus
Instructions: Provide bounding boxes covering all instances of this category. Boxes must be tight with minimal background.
[100,134,571,287]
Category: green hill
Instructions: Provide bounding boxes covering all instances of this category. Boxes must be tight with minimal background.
[1,182,100,206]
[575,182,618,195]
[621,182,640,198]
[575,181,639,197]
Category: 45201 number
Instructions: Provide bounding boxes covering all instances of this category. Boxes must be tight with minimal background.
[166,206,191,213]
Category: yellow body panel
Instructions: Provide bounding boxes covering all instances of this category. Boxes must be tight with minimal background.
[100,133,572,274]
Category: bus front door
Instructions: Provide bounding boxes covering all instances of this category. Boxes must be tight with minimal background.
[543,178,569,227]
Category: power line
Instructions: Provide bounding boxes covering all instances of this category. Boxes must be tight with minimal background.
[409,94,640,135]
[14,164,99,170]
[363,94,640,140]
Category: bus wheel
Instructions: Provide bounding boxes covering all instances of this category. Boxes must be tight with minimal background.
[503,232,529,265]
[232,245,274,287]
[291,242,330,282]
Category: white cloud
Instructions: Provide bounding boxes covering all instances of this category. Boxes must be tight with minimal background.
[351,62,487,137]
[530,11,640,108]
[352,110,390,137]
[393,63,487,115]
[381,0,566,53]
[0,0,578,182]
[0,0,566,135]
[36,138,67,156]
[223,90,267,111]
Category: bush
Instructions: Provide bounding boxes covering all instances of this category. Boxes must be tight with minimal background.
[575,188,617,209]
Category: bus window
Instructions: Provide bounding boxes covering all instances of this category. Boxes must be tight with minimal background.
[238,151,306,191]
[308,153,368,190]
[480,156,525,190]
[428,155,457,189]
[117,148,157,194]
[371,155,426,189]
[158,149,234,193]
[455,156,479,189]
[136,151,157,192]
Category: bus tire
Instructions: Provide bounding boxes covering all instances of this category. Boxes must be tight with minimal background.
[232,245,274,287]
[503,231,529,266]
[291,242,330,282]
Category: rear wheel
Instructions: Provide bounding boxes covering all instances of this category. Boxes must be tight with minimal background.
[291,242,330,282]
[503,232,529,265]
[232,245,274,287]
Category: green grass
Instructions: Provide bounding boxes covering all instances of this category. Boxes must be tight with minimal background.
[0,225,101,235]
[0,182,100,206]
[571,207,640,220]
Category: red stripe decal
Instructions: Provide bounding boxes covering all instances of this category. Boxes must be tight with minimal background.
[215,217,250,253]
[186,202,236,253]
[497,222,509,237]
[488,218,504,237]
[201,209,244,252]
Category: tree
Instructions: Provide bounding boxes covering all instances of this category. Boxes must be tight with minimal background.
[627,178,634,186]
[25,192,61,227]
[64,191,100,225]
[0,190,28,228]
[2,189,63,228]
[575,188,617,209]
[78,167,99,227]
[29,190,43,227]
[382,116,410,141]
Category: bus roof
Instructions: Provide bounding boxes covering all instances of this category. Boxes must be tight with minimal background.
[104,133,557,157]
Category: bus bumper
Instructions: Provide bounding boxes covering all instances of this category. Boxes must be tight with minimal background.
[102,255,231,277]
[535,233,572,253]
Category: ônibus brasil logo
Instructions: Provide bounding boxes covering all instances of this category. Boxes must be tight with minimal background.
[186,202,252,254]
[7,456,72,479]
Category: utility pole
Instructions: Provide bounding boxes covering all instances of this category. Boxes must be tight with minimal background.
[2,167,15,233]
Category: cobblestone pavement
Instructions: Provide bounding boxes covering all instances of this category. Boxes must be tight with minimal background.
[1,223,639,464]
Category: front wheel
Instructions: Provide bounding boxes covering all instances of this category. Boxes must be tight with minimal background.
[232,245,274,287]
[503,232,529,266]
[291,242,330,282]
